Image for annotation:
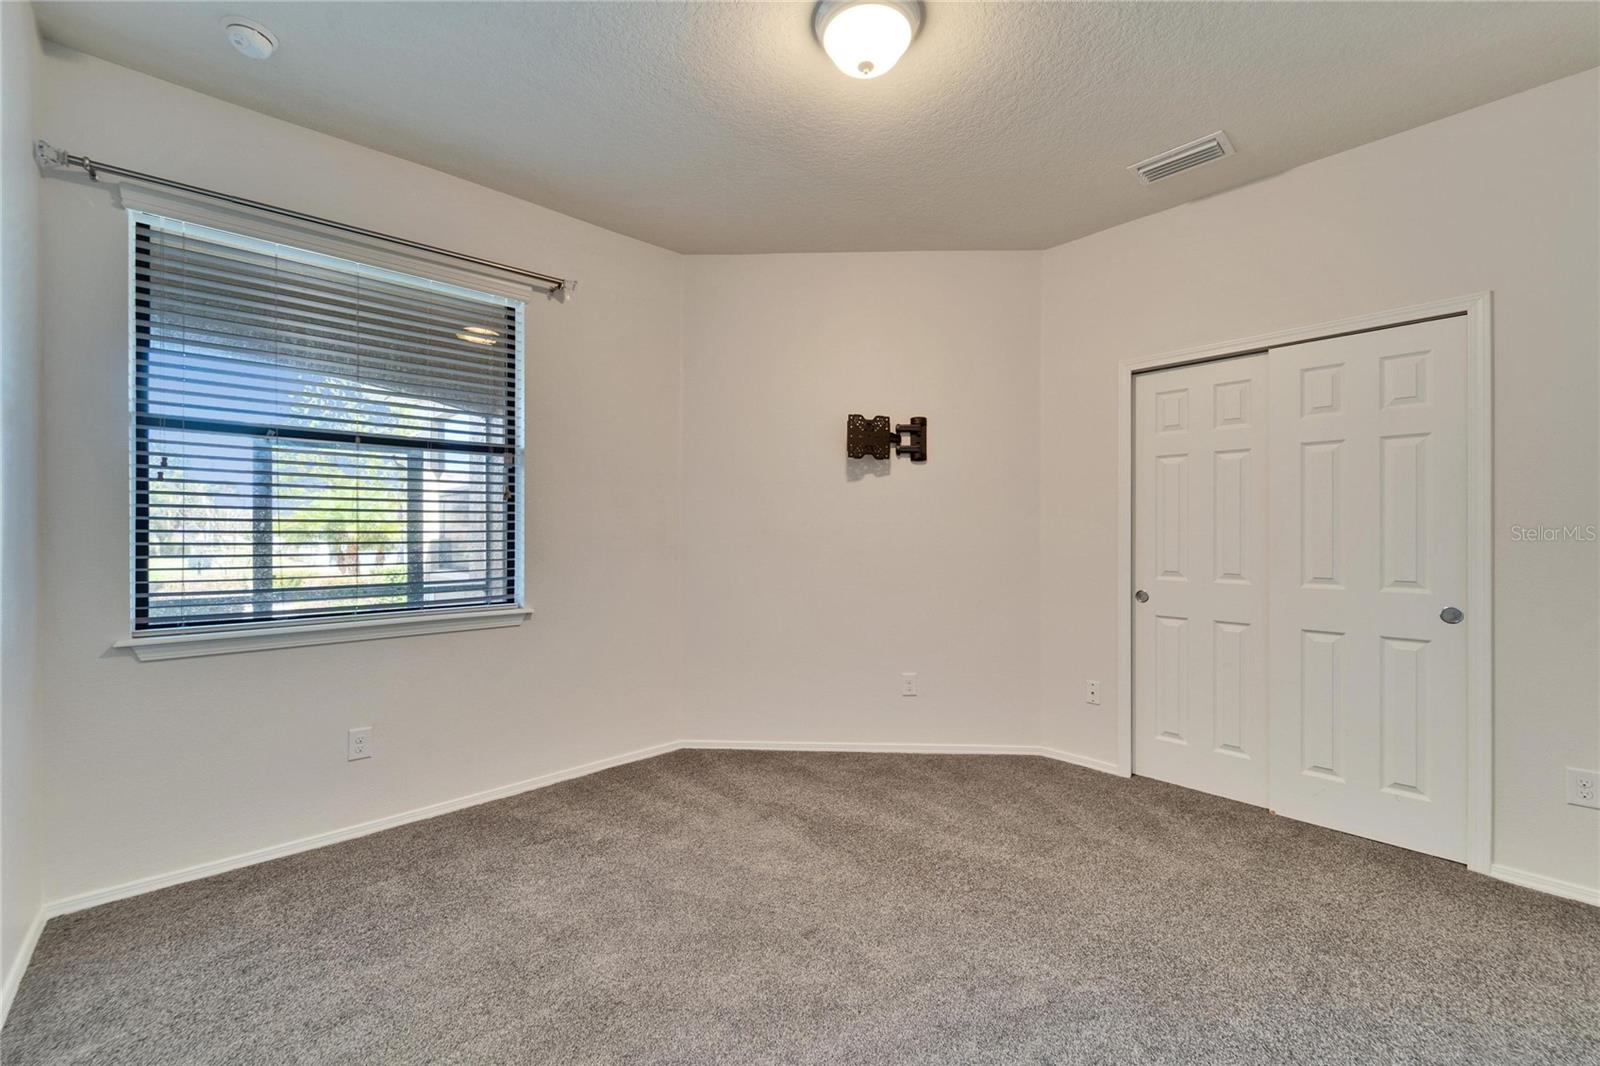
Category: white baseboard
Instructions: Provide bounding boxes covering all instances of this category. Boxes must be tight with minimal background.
[1,907,47,1029]
[1489,863,1600,907]
[44,740,1121,921]
[677,739,1048,757]
[40,738,1585,945]
[680,739,1124,777]
[43,739,682,919]
[1037,746,1124,776]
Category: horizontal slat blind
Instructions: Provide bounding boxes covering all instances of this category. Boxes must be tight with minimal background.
[133,217,521,632]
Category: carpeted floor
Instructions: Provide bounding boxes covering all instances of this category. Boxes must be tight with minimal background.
[4,750,1598,1065]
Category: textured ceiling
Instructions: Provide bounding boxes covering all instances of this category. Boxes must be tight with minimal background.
[32,1,1600,254]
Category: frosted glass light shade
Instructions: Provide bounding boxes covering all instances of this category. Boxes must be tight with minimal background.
[815,1,921,80]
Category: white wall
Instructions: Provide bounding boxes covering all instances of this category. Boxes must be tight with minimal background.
[1039,69,1600,892]
[0,0,45,1014]
[682,254,1042,748]
[35,46,686,903]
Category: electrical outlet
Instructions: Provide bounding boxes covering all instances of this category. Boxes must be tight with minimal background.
[1568,767,1600,810]
[1086,680,1101,705]
[347,726,373,762]
[901,672,918,697]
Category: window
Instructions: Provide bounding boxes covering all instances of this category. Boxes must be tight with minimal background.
[132,216,522,634]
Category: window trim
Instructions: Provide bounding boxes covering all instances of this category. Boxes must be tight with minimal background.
[121,206,531,655]
[113,605,533,661]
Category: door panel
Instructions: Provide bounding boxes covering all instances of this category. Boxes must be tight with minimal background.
[1266,317,1468,861]
[1134,354,1269,806]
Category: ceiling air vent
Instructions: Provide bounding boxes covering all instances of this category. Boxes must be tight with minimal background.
[1129,131,1234,185]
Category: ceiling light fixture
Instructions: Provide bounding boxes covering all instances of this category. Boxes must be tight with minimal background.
[223,18,278,60]
[814,0,922,80]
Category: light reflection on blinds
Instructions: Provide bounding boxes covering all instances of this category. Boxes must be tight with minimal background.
[132,217,520,632]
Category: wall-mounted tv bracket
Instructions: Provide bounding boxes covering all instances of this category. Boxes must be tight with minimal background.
[895,417,928,462]
[846,415,928,462]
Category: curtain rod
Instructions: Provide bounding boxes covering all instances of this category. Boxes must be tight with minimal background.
[34,140,574,300]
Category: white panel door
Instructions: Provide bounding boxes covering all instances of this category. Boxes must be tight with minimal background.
[1266,317,1469,861]
[1134,355,1269,806]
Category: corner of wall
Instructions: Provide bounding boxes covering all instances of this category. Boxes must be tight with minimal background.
[672,249,690,746]
[0,0,48,1026]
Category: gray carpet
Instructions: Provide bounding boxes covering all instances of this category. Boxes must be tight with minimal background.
[4,750,1598,1065]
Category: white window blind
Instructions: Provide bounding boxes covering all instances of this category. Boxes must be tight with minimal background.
[132,216,522,633]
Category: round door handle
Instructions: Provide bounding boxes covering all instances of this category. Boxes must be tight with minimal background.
[1440,607,1463,624]
[1135,589,1149,603]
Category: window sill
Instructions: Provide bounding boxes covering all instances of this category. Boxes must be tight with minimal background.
[114,606,532,662]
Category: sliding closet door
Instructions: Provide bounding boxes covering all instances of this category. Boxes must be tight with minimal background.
[1266,317,1469,861]
[1133,355,1269,806]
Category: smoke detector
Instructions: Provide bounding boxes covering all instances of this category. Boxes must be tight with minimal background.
[224,18,278,60]
[1129,131,1235,185]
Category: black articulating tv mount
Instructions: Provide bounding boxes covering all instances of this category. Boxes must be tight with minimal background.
[846,415,927,463]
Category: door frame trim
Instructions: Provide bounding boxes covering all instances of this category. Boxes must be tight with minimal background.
[1116,292,1493,873]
